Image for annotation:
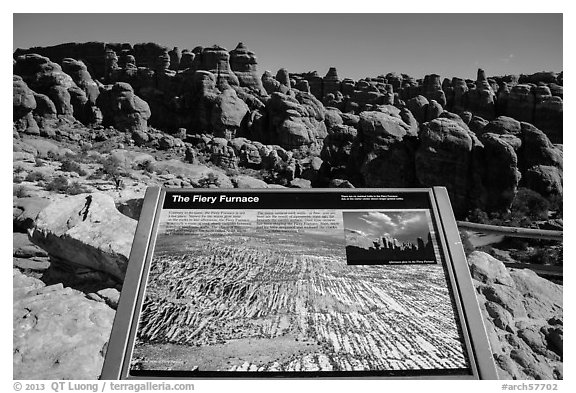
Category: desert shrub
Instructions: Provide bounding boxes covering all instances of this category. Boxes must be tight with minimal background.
[65,181,90,195]
[13,174,24,184]
[467,188,551,227]
[138,160,155,173]
[26,171,50,182]
[102,155,127,177]
[13,185,30,198]
[60,159,87,176]
[511,188,550,221]
[34,157,44,167]
[529,246,563,266]
[467,208,490,225]
[225,167,240,177]
[198,172,220,188]
[548,194,563,218]
[45,151,59,161]
[44,175,69,192]
[13,164,27,174]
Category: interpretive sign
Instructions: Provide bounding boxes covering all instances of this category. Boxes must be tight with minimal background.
[101,187,497,379]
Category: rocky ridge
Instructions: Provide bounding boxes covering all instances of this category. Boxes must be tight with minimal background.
[14,41,562,217]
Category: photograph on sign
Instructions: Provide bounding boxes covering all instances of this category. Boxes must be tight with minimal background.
[128,191,471,376]
[343,210,439,265]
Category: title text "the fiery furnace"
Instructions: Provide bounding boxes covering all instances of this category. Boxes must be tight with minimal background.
[171,194,260,204]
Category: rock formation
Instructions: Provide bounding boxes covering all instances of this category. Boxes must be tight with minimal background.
[229,42,265,94]
[352,111,415,188]
[97,82,151,132]
[264,91,327,149]
[415,118,474,216]
[13,75,40,135]
[12,42,563,218]
[468,252,562,380]
[28,193,137,280]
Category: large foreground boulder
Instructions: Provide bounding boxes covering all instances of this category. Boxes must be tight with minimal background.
[28,193,137,280]
[13,269,114,379]
[467,251,563,380]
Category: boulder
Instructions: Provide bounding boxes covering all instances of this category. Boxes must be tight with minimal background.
[519,122,562,170]
[467,251,515,286]
[482,116,522,136]
[13,269,114,379]
[406,95,429,124]
[13,53,77,118]
[33,93,57,119]
[533,96,563,143]
[479,133,521,212]
[229,42,265,94]
[13,75,37,119]
[197,45,239,89]
[358,111,409,144]
[13,232,48,259]
[28,193,137,280]
[451,77,469,113]
[507,84,535,123]
[96,288,121,309]
[108,149,156,171]
[415,118,473,216]
[426,99,443,121]
[467,68,496,120]
[97,82,151,132]
[421,74,446,107]
[264,91,327,148]
[322,67,341,101]
[524,165,563,197]
[329,179,355,188]
[210,88,249,139]
[509,269,563,320]
[324,107,344,131]
[348,80,386,112]
[469,116,488,134]
[13,76,40,135]
[14,137,69,158]
[469,252,563,380]
[320,124,358,168]
[13,197,52,232]
[61,58,99,103]
[289,178,312,188]
[354,112,414,187]
[233,175,269,188]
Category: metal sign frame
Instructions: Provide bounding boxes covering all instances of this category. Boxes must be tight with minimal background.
[101,187,498,380]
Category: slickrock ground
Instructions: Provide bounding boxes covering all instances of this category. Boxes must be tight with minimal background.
[468,252,563,380]
[13,269,115,380]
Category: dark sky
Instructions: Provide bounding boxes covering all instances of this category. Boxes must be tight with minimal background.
[13,13,562,81]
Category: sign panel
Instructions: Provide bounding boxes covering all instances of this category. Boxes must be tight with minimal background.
[102,187,497,379]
